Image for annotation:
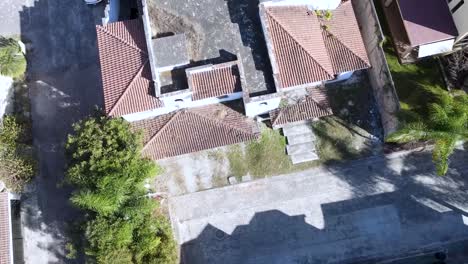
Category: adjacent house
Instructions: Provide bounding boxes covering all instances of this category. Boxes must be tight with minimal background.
[381,0,468,63]
[0,192,13,264]
[95,0,370,162]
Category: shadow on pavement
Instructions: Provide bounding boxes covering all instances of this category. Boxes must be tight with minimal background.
[18,0,105,263]
[180,149,468,264]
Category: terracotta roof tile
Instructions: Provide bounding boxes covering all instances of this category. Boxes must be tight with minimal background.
[263,1,370,89]
[132,104,260,160]
[265,6,334,88]
[96,19,163,117]
[189,63,242,101]
[322,1,370,73]
[0,192,11,264]
[270,88,333,127]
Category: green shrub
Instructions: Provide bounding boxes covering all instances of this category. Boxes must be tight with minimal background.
[0,37,26,78]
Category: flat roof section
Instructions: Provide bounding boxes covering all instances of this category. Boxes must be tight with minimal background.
[152,34,190,69]
[397,0,458,46]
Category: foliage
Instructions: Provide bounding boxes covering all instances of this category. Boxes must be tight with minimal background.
[386,88,468,175]
[66,115,177,264]
[441,49,468,88]
[227,127,294,178]
[0,37,26,78]
[0,115,34,192]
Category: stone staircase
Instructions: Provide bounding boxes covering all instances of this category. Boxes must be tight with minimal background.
[282,122,319,164]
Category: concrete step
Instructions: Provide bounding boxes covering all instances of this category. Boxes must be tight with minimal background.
[291,151,319,164]
[282,123,313,137]
[286,142,316,156]
[286,133,316,145]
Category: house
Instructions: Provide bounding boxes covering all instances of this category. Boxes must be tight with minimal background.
[380,0,467,63]
[0,191,14,264]
[94,0,370,162]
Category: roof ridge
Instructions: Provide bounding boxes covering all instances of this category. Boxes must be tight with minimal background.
[323,27,370,69]
[97,25,147,55]
[188,108,257,136]
[108,60,148,115]
[142,111,183,151]
[266,8,334,77]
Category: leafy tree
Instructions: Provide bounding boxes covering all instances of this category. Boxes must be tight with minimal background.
[386,87,468,175]
[66,114,177,264]
[0,115,34,191]
[0,37,26,78]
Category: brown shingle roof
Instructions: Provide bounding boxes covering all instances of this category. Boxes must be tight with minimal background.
[270,88,333,127]
[264,1,370,89]
[397,0,457,47]
[132,104,260,159]
[0,192,11,264]
[189,62,242,101]
[96,19,163,117]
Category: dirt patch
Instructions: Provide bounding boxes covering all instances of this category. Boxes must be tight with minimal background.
[148,5,205,59]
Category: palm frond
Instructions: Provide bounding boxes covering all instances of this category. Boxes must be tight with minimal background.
[432,137,457,176]
[386,122,428,143]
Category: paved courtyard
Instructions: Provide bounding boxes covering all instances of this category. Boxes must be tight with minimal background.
[170,149,468,264]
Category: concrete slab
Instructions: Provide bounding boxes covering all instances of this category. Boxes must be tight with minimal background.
[286,142,315,156]
[286,133,316,145]
[291,151,319,164]
[170,151,468,264]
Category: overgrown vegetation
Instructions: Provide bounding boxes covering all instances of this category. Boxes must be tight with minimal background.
[0,115,35,192]
[0,37,26,78]
[227,128,294,179]
[66,115,177,264]
[312,116,374,162]
[386,88,468,176]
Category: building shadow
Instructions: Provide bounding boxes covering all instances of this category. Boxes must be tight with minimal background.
[181,188,468,264]
[179,148,468,264]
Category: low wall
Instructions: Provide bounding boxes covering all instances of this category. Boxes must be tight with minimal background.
[353,0,400,137]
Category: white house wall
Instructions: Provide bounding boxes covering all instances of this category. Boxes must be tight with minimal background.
[449,0,468,42]
[245,96,282,117]
[417,39,455,58]
[123,92,243,122]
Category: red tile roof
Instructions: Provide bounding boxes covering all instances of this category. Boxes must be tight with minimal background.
[132,104,260,160]
[189,62,242,101]
[270,88,333,127]
[96,19,163,117]
[263,1,370,89]
[0,192,11,264]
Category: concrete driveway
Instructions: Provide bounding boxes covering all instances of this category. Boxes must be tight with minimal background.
[17,0,105,263]
[170,150,468,264]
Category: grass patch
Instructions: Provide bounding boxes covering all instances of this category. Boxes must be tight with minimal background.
[384,45,444,112]
[227,144,248,179]
[227,128,293,179]
[312,117,374,161]
[245,128,292,178]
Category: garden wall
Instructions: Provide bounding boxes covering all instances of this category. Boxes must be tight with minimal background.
[352,0,400,137]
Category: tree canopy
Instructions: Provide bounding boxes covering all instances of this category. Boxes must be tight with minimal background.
[66,115,177,264]
[0,37,26,78]
[386,87,468,175]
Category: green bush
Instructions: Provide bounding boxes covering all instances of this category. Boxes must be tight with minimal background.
[0,115,34,192]
[0,37,26,78]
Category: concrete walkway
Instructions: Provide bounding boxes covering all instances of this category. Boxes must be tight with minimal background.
[170,149,468,264]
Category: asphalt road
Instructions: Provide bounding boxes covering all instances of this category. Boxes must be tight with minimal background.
[19,0,105,263]
[170,149,468,264]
